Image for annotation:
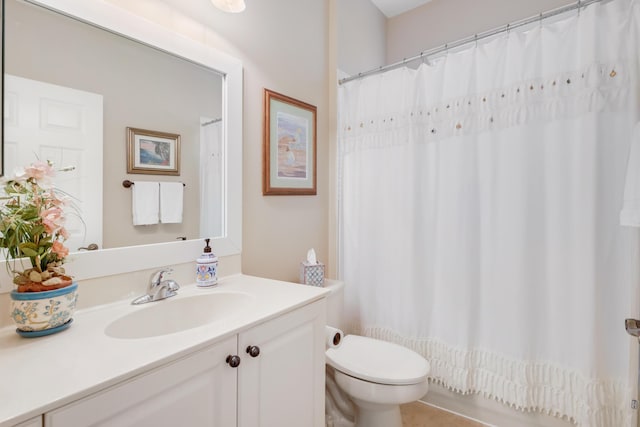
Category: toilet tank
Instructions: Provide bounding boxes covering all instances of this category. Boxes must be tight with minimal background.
[323,279,345,331]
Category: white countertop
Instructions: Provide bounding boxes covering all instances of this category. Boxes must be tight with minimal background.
[0,274,329,426]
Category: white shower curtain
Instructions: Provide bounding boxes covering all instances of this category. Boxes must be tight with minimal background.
[338,1,640,425]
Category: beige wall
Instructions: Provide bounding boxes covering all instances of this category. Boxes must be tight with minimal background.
[209,0,331,283]
[336,0,387,76]
[387,0,575,64]
[101,0,332,283]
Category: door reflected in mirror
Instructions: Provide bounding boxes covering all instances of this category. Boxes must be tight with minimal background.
[4,0,224,251]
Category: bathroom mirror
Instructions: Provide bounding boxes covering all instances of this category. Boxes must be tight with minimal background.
[0,0,3,178]
[0,0,242,286]
[5,0,235,250]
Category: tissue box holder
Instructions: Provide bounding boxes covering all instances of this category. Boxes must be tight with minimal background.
[300,262,325,286]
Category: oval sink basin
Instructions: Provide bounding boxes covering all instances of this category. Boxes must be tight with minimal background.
[105,292,254,339]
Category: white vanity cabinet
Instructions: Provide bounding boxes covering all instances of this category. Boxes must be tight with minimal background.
[12,418,42,427]
[238,299,325,427]
[44,335,238,427]
[37,300,325,427]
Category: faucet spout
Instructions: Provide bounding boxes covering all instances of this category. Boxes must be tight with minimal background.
[132,268,180,305]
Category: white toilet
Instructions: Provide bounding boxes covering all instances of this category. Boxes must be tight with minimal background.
[324,280,430,427]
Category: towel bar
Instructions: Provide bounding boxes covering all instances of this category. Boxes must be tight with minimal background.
[122,180,185,188]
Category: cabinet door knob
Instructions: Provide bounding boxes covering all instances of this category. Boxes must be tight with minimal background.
[226,355,241,368]
[246,345,260,357]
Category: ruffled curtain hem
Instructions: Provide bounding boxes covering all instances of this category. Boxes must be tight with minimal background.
[352,325,632,427]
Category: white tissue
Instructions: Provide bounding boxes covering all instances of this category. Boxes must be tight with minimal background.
[325,326,343,349]
[307,248,317,265]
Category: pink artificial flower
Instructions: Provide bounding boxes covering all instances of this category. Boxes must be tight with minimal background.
[58,227,70,240]
[40,207,64,234]
[43,190,68,208]
[51,241,69,259]
[24,161,55,182]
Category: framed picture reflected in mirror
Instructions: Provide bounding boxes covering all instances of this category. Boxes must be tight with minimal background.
[127,127,180,176]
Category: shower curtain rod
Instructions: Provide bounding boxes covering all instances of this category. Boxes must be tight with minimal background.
[339,0,603,85]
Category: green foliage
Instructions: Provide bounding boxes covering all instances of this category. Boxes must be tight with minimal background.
[0,161,72,280]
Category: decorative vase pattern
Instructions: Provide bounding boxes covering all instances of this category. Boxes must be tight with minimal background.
[10,282,78,332]
[196,255,218,287]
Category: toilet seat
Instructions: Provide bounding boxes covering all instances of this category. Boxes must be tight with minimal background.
[325,335,430,385]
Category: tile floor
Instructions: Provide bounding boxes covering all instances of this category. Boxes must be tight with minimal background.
[400,402,485,427]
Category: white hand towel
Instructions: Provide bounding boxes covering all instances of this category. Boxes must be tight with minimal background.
[621,122,640,226]
[160,182,184,224]
[132,181,159,226]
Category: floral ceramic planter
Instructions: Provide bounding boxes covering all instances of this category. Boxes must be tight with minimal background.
[10,282,78,336]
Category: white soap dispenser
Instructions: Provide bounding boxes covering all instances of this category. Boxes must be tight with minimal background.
[196,238,218,287]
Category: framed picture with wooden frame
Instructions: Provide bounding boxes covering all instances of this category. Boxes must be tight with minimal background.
[126,127,181,176]
[263,89,317,195]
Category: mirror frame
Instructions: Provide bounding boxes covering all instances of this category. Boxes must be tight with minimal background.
[0,0,242,290]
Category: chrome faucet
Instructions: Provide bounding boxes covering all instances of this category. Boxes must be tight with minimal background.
[131,268,180,305]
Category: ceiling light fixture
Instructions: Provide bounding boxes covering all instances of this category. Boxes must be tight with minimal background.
[211,0,246,13]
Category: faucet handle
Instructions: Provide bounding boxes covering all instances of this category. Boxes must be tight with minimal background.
[150,268,173,285]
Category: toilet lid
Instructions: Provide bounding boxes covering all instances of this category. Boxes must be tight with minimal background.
[325,335,430,385]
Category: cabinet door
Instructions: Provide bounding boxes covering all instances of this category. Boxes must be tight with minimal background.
[238,300,326,427]
[45,336,237,427]
[12,416,42,427]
